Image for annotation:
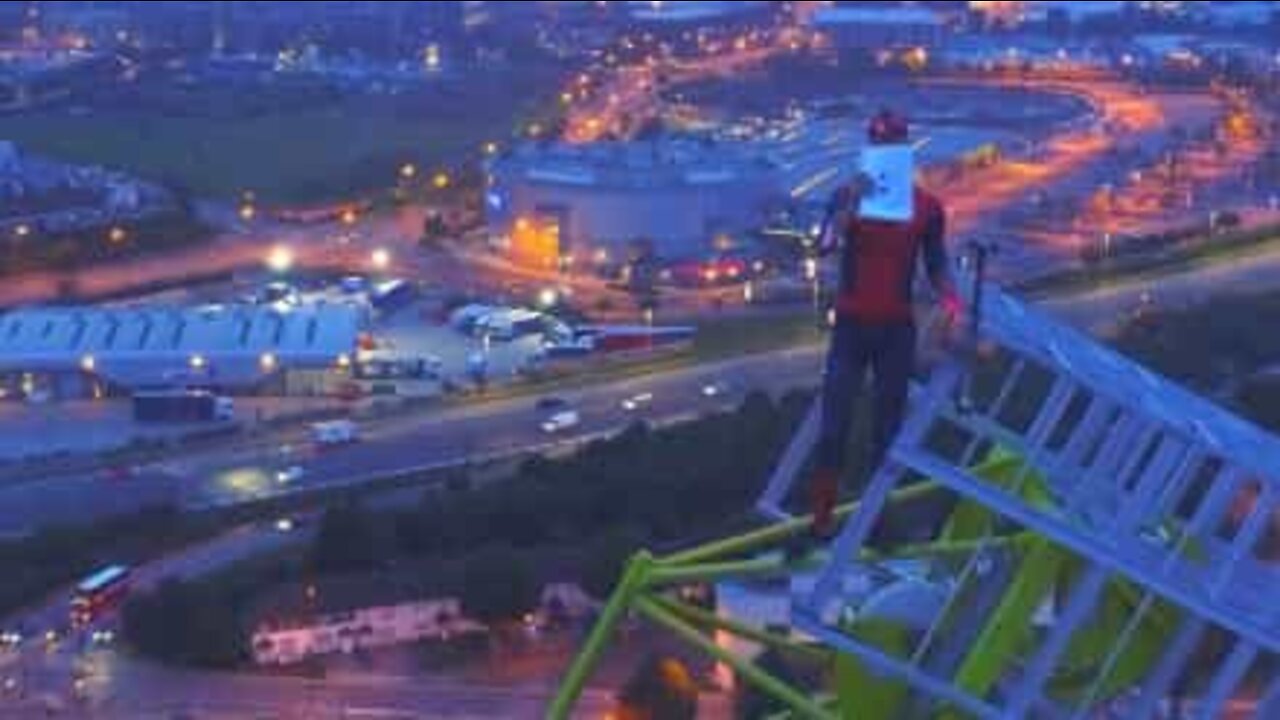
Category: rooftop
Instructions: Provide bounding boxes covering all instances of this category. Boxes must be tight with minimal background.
[0,304,361,368]
[812,6,946,27]
[496,139,776,189]
[628,0,770,23]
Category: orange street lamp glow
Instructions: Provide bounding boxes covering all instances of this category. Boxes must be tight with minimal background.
[267,246,294,274]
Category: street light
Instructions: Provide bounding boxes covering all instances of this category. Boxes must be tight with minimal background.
[260,353,278,372]
[433,172,451,190]
[400,163,418,181]
[108,226,127,244]
[80,355,96,373]
[371,248,392,272]
[341,208,359,227]
[267,246,294,274]
[239,204,256,222]
[538,288,560,309]
[190,354,207,371]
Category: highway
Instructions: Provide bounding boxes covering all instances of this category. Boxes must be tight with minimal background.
[0,345,824,536]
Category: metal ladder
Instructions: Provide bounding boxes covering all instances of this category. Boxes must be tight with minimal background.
[760,265,1279,718]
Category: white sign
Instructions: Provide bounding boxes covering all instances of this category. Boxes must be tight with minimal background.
[858,145,916,223]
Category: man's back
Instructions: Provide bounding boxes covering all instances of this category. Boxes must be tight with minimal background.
[836,186,948,324]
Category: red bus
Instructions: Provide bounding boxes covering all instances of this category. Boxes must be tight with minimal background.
[70,565,132,627]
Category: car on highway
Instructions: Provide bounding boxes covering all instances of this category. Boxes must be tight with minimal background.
[275,466,306,485]
[90,630,115,646]
[541,410,582,435]
[620,393,654,412]
[701,381,732,399]
[312,420,360,447]
[0,631,21,649]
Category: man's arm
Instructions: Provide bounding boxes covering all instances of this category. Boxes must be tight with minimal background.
[921,200,962,323]
[818,189,853,256]
[818,175,872,256]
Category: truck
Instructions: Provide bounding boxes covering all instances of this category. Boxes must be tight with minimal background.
[311,420,359,447]
[132,391,234,423]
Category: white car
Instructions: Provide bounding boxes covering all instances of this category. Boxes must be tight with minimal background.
[275,466,306,485]
[701,381,731,399]
[541,410,581,435]
[620,393,654,412]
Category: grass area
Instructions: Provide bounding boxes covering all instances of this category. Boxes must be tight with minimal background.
[0,70,560,205]
[691,311,826,362]
[1019,223,1280,299]
[1113,290,1280,390]
[0,102,479,205]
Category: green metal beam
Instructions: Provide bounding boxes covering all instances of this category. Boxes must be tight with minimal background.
[649,535,1024,590]
[634,595,837,720]
[660,482,940,567]
[548,551,654,720]
[649,555,827,587]
[650,595,832,664]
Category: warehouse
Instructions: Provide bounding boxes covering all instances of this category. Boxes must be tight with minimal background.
[0,304,362,401]
[487,139,782,267]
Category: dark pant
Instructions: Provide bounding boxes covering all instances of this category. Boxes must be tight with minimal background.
[816,317,916,476]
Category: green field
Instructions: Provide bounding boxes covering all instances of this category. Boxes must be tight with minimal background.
[0,73,558,205]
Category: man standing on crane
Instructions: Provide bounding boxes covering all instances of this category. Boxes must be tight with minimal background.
[808,110,963,538]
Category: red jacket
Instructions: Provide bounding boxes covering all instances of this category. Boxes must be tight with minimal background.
[834,186,953,323]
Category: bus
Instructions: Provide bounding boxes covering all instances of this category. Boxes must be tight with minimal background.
[70,565,132,627]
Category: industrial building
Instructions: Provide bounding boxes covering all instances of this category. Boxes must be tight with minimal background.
[0,304,361,400]
[625,0,774,27]
[811,5,950,50]
[487,139,782,266]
